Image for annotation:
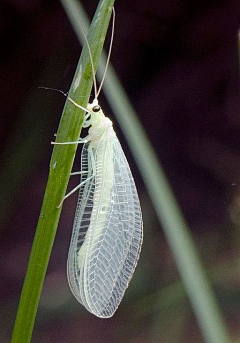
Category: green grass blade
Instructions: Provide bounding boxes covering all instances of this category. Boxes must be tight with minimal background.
[11,1,115,342]
[64,4,232,343]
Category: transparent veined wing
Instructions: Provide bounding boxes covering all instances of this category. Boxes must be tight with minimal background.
[67,133,143,318]
[67,142,95,312]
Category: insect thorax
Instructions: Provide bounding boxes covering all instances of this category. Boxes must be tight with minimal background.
[87,102,115,147]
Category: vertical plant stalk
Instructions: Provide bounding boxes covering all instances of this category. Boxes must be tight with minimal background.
[11,0,115,342]
[63,3,232,343]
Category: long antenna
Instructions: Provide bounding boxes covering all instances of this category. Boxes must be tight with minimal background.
[39,87,91,113]
[96,7,115,99]
[77,19,98,100]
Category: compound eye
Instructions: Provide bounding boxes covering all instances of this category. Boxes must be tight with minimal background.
[92,105,101,112]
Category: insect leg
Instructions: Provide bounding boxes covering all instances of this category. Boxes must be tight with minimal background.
[51,137,90,145]
[57,174,94,208]
[82,120,91,128]
[57,146,95,208]
[70,171,88,176]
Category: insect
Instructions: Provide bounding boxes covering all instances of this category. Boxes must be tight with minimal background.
[53,8,143,318]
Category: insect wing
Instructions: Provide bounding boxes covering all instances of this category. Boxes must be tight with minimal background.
[83,136,143,318]
[67,142,95,311]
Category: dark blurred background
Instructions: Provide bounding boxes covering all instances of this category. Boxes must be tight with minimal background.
[0,0,239,342]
